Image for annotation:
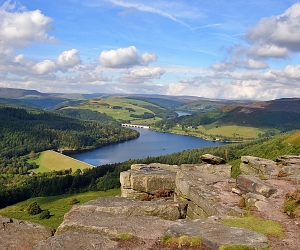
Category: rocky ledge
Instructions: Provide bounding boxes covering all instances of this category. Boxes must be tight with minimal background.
[1,153,300,249]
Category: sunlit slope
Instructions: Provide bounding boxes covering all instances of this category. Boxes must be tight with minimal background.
[33,150,93,172]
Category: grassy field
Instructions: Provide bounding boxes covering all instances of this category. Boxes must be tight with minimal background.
[67,97,163,125]
[168,125,266,141]
[32,150,93,173]
[0,189,120,229]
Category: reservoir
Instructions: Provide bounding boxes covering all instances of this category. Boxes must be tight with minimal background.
[72,128,224,166]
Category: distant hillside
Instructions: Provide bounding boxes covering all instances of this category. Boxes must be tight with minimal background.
[0,105,139,159]
[221,98,300,113]
[0,87,47,99]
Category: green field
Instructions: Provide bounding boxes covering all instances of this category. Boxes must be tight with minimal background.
[0,189,120,229]
[168,125,266,141]
[67,97,163,125]
[32,150,93,173]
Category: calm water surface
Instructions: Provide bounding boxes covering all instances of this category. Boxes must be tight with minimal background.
[72,128,224,166]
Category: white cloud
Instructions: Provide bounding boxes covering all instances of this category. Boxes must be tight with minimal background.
[245,59,269,69]
[210,62,236,71]
[139,52,157,65]
[118,67,165,83]
[56,49,81,67]
[248,45,288,58]
[0,1,54,53]
[246,3,300,57]
[32,60,56,74]
[99,46,139,68]
[98,46,157,68]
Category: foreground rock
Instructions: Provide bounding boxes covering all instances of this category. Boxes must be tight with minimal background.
[240,156,278,176]
[50,197,268,250]
[0,215,54,250]
[34,231,119,250]
[167,219,269,250]
[200,154,226,165]
[175,171,242,219]
[236,175,277,197]
[69,196,188,220]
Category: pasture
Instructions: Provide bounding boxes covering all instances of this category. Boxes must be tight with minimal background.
[0,189,120,229]
[32,150,93,173]
[68,97,163,124]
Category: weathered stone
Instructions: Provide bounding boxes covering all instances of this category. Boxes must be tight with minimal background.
[236,175,277,197]
[276,155,300,165]
[33,231,118,250]
[240,156,278,176]
[194,164,232,177]
[245,193,275,212]
[175,171,241,218]
[0,215,54,250]
[166,219,269,250]
[56,209,174,240]
[200,154,226,165]
[282,165,300,175]
[120,166,176,199]
[77,196,187,220]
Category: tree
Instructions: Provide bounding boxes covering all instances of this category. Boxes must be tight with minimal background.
[27,201,42,215]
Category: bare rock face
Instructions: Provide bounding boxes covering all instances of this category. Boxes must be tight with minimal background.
[240,156,278,176]
[175,171,242,219]
[34,231,119,250]
[193,164,232,178]
[55,208,175,243]
[167,219,269,250]
[0,215,54,250]
[120,165,176,199]
[72,196,187,220]
[200,154,226,165]
[236,175,277,198]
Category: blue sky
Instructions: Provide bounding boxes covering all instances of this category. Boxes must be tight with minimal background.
[1,0,300,100]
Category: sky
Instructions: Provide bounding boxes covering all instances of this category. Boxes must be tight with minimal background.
[1,0,300,100]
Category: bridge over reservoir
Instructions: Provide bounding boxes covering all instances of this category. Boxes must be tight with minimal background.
[121,123,150,129]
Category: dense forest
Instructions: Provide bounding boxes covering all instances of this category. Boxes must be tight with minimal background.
[0,105,139,168]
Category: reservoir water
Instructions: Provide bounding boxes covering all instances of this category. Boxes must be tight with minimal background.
[72,128,224,166]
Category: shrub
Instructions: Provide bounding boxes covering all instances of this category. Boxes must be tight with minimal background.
[27,201,42,215]
[68,197,80,205]
[39,210,51,219]
[282,189,300,217]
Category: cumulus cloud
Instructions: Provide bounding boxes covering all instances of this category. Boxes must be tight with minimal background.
[210,62,236,72]
[0,1,54,53]
[32,60,56,74]
[98,46,157,68]
[246,2,300,57]
[244,59,269,69]
[139,52,157,65]
[118,67,165,83]
[56,49,81,67]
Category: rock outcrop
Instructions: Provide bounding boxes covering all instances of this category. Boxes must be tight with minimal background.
[4,154,300,249]
[167,219,269,250]
[0,215,54,250]
[175,171,242,219]
[240,155,279,176]
[236,175,277,198]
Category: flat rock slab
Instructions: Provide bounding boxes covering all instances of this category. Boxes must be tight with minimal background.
[34,231,119,250]
[237,175,277,197]
[0,215,54,250]
[166,219,269,250]
[56,208,175,240]
[80,196,187,220]
[240,156,278,176]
